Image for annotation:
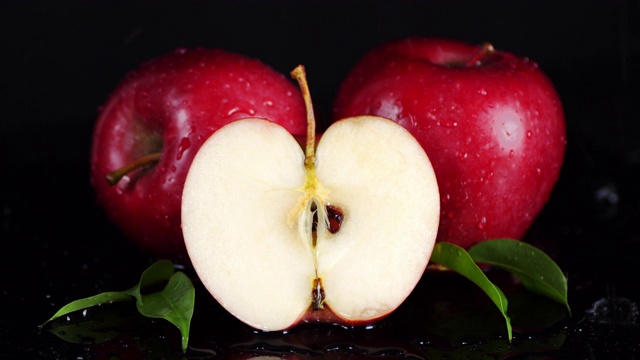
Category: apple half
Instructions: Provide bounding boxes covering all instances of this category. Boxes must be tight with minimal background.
[181,66,440,331]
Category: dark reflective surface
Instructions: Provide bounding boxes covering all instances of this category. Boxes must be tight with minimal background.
[1,1,639,359]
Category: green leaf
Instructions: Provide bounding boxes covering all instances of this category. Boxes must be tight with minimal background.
[41,260,195,353]
[41,291,134,325]
[126,271,195,352]
[467,239,571,315]
[430,242,512,341]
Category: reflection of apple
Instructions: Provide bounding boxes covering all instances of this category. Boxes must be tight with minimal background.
[333,37,566,249]
[90,48,307,260]
[181,66,440,331]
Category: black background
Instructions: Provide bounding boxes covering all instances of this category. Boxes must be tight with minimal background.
[1,1,639,359]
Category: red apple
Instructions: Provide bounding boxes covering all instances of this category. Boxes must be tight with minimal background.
[332,37,566,249]
[90,48,307,261]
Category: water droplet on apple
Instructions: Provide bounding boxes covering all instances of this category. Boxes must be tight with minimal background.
[248,108,256,115]
[508,150,515,158]
[487,102,495,108]
[536,168,542,175]
[163,215,171,228]
[286,91,293,97]
[477,217,487,229]
[177,137,191,160]
[170,165,177,172]
[262,99,273,107]
[526,130,533,138]
[442,193,451,203]
[227,107,240,116]
[478,88,487,96]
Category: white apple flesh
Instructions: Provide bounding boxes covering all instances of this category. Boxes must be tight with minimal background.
[181,66,440,331]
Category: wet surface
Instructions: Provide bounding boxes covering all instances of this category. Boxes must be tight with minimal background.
[1,1,639,359]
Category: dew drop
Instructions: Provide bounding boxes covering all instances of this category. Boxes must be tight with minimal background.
[526,130,533,138]
[477,216,487,229]
[508,149,515,158]
[177,137,191,160]
[478,88,487,96]
[227,107,240,116]
[263,99,273,107]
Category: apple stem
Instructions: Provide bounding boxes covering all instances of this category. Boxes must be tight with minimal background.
[465,42,496,67]
[105,152,162,185]
[290,65,316,169]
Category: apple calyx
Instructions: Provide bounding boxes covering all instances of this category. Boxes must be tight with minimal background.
[105,152,162,185]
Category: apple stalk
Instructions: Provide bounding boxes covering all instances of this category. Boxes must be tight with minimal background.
[464,42,496,67]
[105,152,162,185]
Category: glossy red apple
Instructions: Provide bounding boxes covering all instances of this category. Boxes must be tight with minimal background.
[90,48,307,261]
[333,37,566,249]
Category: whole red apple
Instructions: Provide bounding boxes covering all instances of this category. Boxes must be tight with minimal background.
[90,48,307,261]
[332,38,566,249]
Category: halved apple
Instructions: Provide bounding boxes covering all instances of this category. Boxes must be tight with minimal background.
[181,65,440,331]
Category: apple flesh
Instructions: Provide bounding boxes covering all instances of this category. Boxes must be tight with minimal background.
[90,48,307,260]
[332,38,566,249]
[181,66,440,331]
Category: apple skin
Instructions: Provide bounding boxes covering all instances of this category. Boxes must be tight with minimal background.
[332,37,566,249]
[90,48,307,261]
